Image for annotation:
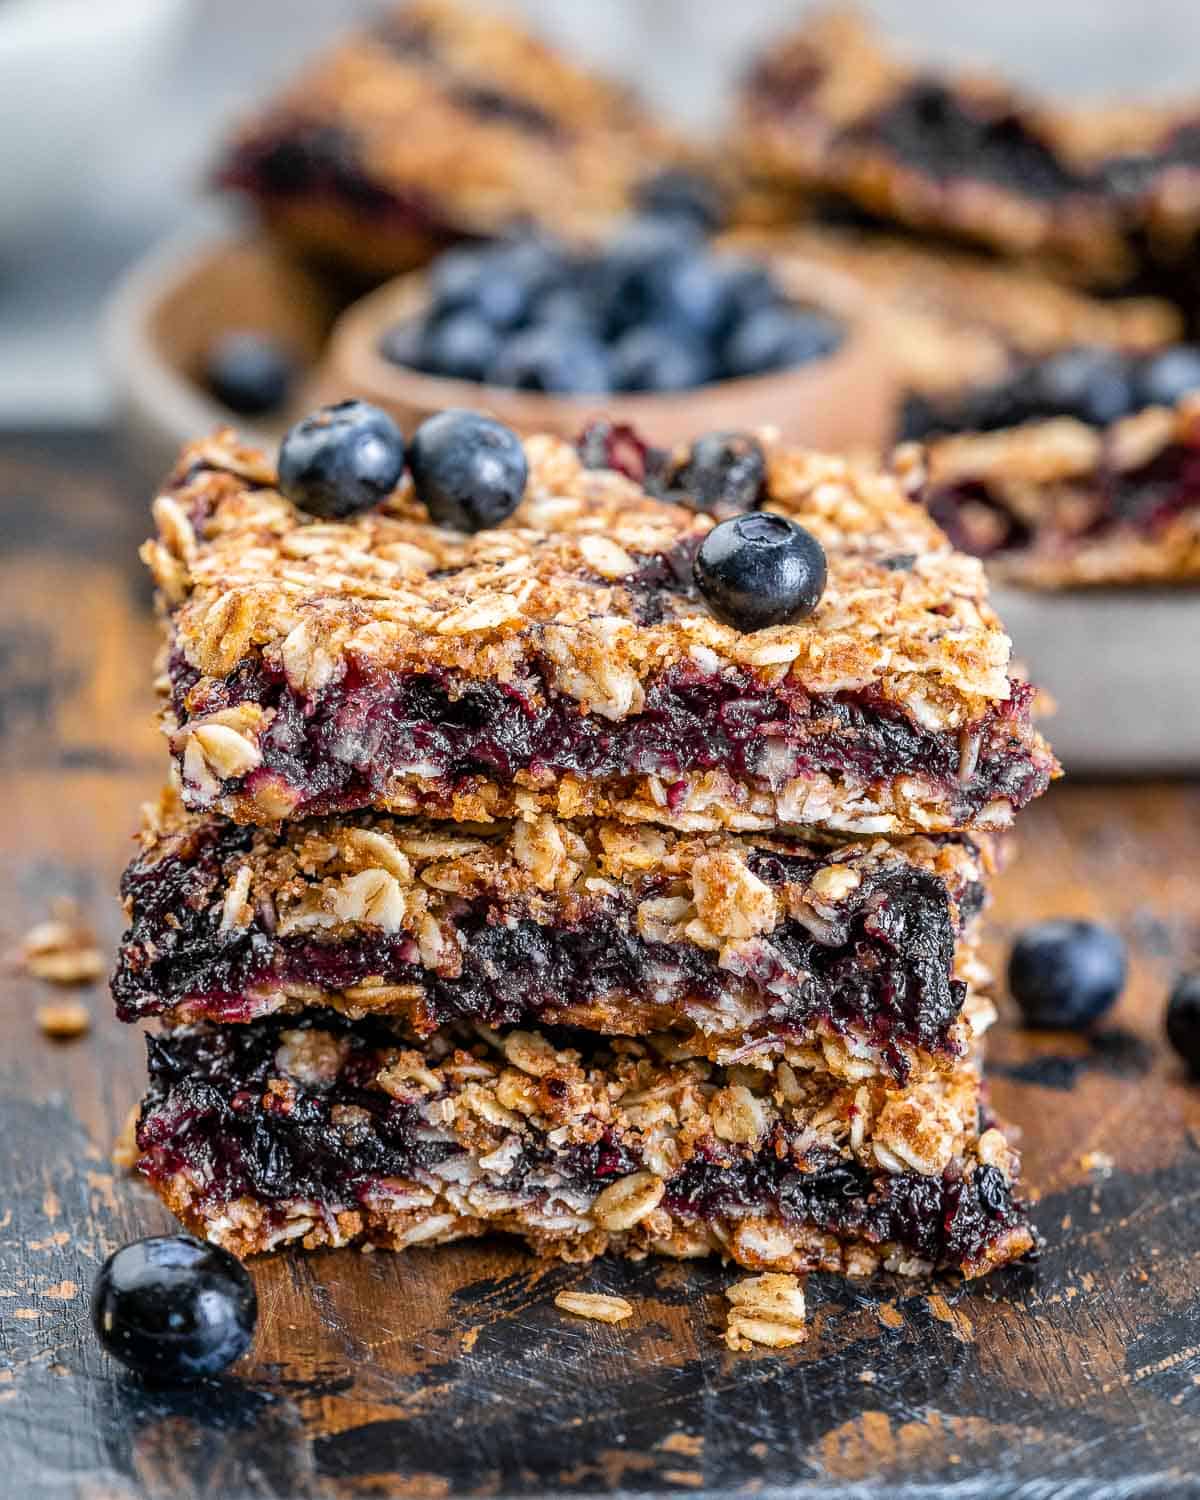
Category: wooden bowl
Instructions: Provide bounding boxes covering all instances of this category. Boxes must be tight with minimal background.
[105,231,346,479]
[304,258,897,452]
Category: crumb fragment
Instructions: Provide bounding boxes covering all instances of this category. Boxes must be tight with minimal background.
[554,1290,634,1324]
[111,1105,141,1170]
[1079,1150,1114,1177]
[724,1272,807,1351]
[35,999,91,1040]
[13,903,104,986]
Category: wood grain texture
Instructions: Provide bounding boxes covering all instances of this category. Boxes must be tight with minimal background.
[2,430,1200,1500]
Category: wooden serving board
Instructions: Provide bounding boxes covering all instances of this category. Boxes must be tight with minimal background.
[3,430,1200,1500]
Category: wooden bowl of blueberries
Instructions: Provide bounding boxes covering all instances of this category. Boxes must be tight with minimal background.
[108,215,898,478]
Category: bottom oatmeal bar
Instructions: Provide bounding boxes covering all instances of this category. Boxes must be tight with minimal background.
[134,1016,1034,1279]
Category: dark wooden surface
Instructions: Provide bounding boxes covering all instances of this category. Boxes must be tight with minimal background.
[3,430,1200,1500]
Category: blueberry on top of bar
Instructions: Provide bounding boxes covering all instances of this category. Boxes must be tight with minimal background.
[144,422,1056,834]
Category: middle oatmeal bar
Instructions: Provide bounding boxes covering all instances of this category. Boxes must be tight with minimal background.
[112,791,996,1082]
[144,428,1056,837]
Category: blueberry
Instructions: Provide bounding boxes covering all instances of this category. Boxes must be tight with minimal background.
[715,257,784,333]
[203,332,293,416]
[668,431,766,514]
[1167,973,1200,1074]
[1007,920,1127,1029]
[610,324,712,392]
[526,285,601,334]
[1135,346,1200,409]
[428,238,564,330]
[590,218,699,335]
[377,319,424,369]
[633,168,727,234]
[416,310,500,382]
[485,326,612,395]
[649,250,737,339]
[1030,348,1135,426]
[723,307,843,379]
[277,401,406,519]
[408,409,527,531]
[91,1235,256,1381]
[694,512,827,631]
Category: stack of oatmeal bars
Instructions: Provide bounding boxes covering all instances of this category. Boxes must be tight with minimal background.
[113,416,1056,1285]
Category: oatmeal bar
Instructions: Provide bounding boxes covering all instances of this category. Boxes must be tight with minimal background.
[215,0,686,280]
[144,429,1056,837]
[112,789,996,1080]
[896,393,1200,587]
[760,224,1178,404]
[133,1015,1034,1278]
[733,9,1200,288]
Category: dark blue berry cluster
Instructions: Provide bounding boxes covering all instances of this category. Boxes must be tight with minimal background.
[900,344,1200,442]
[379,222,842,396]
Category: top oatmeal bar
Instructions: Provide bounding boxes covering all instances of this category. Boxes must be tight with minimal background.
[215,0,686,280]
[143,424,1056,837]
[734,8,1200,289]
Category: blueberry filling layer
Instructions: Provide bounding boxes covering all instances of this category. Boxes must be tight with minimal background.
[114,825,978,1067]
[135,1018,1029,1271]
[172,653,1049,822]
[923,440,1200,560]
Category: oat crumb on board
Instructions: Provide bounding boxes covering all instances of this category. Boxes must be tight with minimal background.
[724,1272,807,1351]
[13,902,104,987]
[111,1105,141,1170]
[1080,1151,1115,1176]
[36,999,91,1040]
[554,1291,634,1323]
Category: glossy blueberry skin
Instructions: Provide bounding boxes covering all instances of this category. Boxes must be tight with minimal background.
[723,307,843,380]
[486,326,612,395]
[277,401,405,519]
[591,218,700,336]
[694,512,827,631]
[1008,920,1128,1029]
[669,430,766,514]
[1166,972,1200,1074]
[417,311,500,382]
[1135,346,1200,409]
[610,324,712,392]
[408,409,528,532]
[203,332,293,416]
[91,1235,256,1382]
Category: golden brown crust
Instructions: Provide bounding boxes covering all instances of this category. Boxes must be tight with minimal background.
[216,0,687,275]
[145,428,1055,835]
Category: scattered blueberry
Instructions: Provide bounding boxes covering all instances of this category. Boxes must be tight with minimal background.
[203,332,293,416]
[1166,972,1200,1074]
[723,307,843,380]
[694,512,827,631]
[1007,920,1127,1029]
[91,1235,256,1381]
[486,325,612,395]
[633,167,726,234]
[408,409,528,531]
[1135,345,1200,409]
[667,430,766,514]
[277,401,406,519]
[417,310,500,382]
[610,324,712,393]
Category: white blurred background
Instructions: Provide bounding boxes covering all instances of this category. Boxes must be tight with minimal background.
[6,0,1200,422]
